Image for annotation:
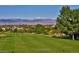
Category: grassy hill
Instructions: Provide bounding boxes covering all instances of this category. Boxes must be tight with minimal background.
[0,32,79,53]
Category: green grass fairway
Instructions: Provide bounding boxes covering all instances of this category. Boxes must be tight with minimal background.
[0,32,79,53]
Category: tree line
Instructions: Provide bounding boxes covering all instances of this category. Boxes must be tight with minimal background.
[0,24,60,35]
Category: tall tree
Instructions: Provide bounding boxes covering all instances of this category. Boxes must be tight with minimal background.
[35,24,45,34]
[56,6,79,40]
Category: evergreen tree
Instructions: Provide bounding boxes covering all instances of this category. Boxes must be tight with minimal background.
[56,6,79,40]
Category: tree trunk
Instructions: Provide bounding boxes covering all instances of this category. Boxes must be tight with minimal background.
[72,34,75,40]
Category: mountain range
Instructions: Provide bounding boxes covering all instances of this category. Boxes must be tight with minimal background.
[0,19,56,25]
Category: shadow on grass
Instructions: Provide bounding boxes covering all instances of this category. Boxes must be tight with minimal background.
[52,35,79,41]
[51,35,72,40]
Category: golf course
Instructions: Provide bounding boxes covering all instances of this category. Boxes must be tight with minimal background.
[0,32,79,53]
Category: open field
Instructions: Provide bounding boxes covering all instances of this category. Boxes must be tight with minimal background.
[0,32,79,53]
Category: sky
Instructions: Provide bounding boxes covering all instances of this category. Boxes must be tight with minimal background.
[0,5,79,19]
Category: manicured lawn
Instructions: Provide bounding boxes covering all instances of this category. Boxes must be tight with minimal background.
[0,32,79,53]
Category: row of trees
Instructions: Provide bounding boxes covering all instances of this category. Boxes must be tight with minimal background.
[0,24,60,35]
[56,6,79,40]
